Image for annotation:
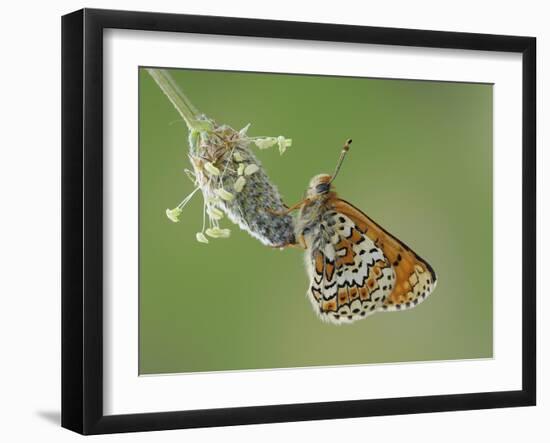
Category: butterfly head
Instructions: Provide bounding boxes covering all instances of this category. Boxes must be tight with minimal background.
[306,139,352,200]
[307,174,333,198]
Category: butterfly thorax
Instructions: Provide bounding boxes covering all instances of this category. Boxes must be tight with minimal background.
[296,191,339,251]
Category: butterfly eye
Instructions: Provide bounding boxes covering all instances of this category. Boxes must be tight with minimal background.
[316,183,330,194]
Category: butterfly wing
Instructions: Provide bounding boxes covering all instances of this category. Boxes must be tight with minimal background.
[305,211,397,324]
[333,199,437,312]
[304,200,437,324]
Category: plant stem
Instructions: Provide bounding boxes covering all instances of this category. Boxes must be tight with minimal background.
[146,68,202,131]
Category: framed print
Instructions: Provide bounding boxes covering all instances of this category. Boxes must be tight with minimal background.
[61,8,536,435]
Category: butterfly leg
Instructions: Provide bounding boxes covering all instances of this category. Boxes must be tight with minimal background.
[269,241,304,250]
[266,198,310,216]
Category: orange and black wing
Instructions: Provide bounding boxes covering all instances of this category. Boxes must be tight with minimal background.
[305,210,395,324]
[332,199,437,312]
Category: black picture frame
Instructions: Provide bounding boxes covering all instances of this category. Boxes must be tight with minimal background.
[61,8,536,435]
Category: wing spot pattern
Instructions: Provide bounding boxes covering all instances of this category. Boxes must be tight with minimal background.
[306,209,435,324]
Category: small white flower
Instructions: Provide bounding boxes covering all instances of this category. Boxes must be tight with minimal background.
[234,176,246,193]
[277,136,292,155]
[215,188,235,201]
[233,151,245,162]
[254,137,277,150]
[196,232,209,244]
[207,206,224,220]
[166,207,183,223]
[244,164,260,176]
[205,227,231,238]
[204,161,221,176]
[218,228,231,238]
[237,163,246,176]
[164,187,201,223]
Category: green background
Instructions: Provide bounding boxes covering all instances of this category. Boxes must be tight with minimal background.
[139,68,493,375]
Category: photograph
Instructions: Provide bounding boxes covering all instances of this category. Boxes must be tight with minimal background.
[0,1,543,440]
[139,67,493,375]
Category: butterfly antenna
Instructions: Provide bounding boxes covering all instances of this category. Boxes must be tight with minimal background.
[330,139,352,184]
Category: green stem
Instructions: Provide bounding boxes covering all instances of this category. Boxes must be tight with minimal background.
[146,68,202,131]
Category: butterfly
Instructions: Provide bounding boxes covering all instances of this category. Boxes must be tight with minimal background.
[274,140,437,324]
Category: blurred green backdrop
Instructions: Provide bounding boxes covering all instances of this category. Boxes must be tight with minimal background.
[139,67,493,375]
